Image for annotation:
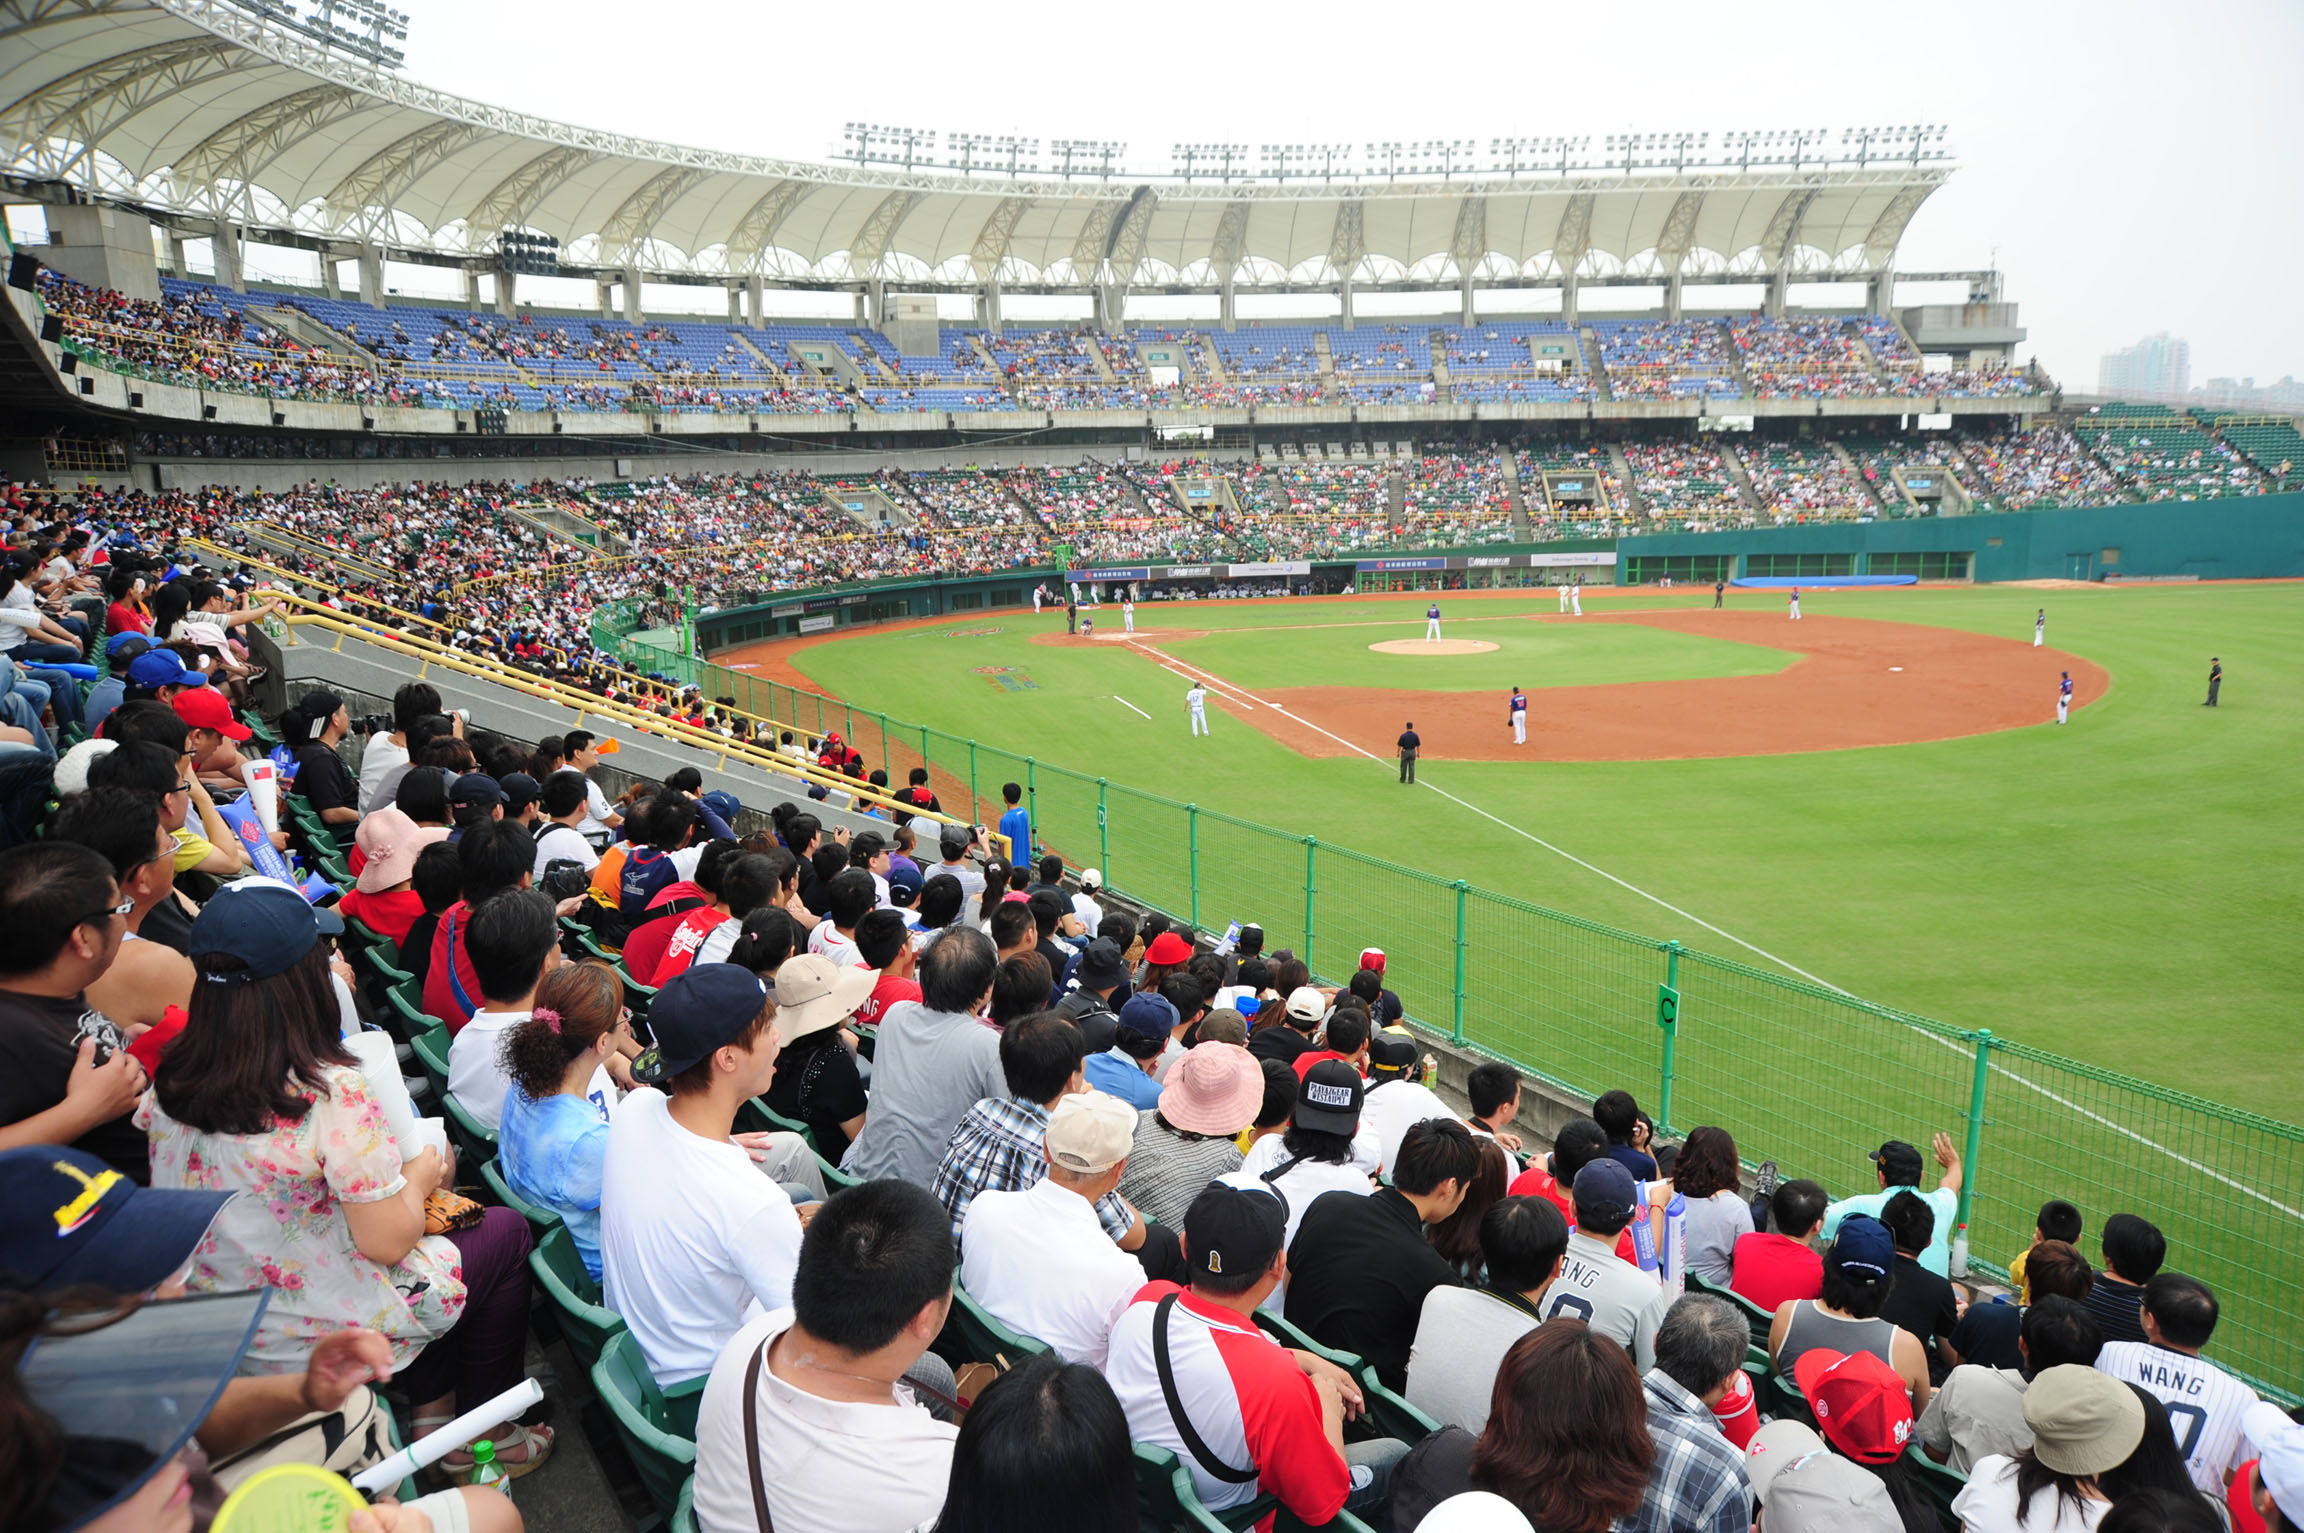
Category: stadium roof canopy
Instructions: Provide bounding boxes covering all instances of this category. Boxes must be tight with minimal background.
[2,0,1955,294]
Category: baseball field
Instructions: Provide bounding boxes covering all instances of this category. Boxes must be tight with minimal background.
[729,580,2302,1123]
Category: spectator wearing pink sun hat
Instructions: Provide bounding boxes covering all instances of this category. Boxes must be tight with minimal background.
[1116,1040,1264,1228]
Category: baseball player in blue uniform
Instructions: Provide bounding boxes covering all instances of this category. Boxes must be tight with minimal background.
[1509,686,1528,745]
[2056,670,2072,724]
[1425,601,1442,642]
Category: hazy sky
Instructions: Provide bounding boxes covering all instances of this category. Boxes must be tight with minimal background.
[386,0,2300,384]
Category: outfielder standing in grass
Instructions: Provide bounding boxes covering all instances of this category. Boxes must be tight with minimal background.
[1187,682,1210,737]
[1509,686,1528,746]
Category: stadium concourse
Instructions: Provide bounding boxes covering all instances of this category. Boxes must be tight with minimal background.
[0,476,2294,1533]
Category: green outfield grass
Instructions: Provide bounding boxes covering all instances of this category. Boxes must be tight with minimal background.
[783,582,2304,1122]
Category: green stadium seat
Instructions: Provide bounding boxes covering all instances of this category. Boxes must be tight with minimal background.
[1247,1311,1438,1445]
[937,1272,1051,1369]
[529,1225,624,1373]
[1687,1270,1775,1353]
[356,942,413,993]
[670,1477,696,1533]
[1131,1440,1377,1533]
[407,1022,451,1096]
[440,1090,498,1166]
[591,1331,696,1522]
[381,984,434,1044]
[344,915,391,952]
[478,1157,564,1237]
[1906,1446,1968,1525]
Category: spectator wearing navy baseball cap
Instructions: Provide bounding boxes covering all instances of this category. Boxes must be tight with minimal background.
[1084,991,1175,1109]
[1769,1212,1935,1412]
[598,962,808,1387]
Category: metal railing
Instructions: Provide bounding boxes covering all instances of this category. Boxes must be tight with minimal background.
[592,605,2303,1407]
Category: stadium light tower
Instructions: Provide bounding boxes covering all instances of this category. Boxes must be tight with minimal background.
[1262,143,1352,183]
[1050,139,1127,181]
[1720,128,1826,172]
[1605,130,1707,174]
[1490,136,1589,178]
[1172,143,1250,183]
[1415,139,1477,180]
[841,123,937,173]
[949,133,1040,178]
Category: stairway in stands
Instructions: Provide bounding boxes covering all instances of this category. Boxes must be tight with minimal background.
[1582,326,1613,401]
[1723,330,1759,400]
[1497,453,1533,538]
[1720,441,1764,510]
[1313,331,1339,402]
[1607,445,1646,518]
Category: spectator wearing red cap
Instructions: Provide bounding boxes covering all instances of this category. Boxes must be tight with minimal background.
[1355,949,1404,1026]
[337,807,447,947]
[1137,927,1194,992]
[170,683,250,787]
[1795,1347,1939,1529]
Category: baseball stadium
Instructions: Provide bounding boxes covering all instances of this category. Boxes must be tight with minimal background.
[1,0,2300,1526]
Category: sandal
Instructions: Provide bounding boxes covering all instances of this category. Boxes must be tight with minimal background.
[440,1421,555,1483]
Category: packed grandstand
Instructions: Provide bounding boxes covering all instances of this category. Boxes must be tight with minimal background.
[6,2,2304,1532]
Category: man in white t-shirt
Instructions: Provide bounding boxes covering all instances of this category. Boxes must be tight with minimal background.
[807,868,874,968]
[1357,1034,1457,1176]
[693,1181,961,1533]
[961,1090,1144,1368]
[2095,1273,2260,1495]
[445,889,601,1132]
[1071,868,1105,931]
[600,963,806,1386]
[565,730,623,844]
[532,770,603,881]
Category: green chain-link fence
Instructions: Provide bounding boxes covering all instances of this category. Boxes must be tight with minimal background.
[598,617,2303,1406]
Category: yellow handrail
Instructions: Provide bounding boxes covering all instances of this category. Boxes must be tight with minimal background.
[278,604,954,824]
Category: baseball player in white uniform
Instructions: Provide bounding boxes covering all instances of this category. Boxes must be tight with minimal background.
[1123,597,1135,633]
[1570,581,1583,617]
[1187,682,1209,737]
[1425,601,1443,642]
[1032,584,1044,613]
[1788,588,1802,621]
[2035,609,2046,647]
[1558,581,1572,613]
[1509,687,1528,745]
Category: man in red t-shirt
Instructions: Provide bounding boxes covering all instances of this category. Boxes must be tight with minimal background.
[1507,1116,1638,1264]
[1730,1177,1828,1314]
[425,821,533,1033]
[1290,1007,1372,1082]
[1105,1183,1406,1528]
[851,910,921,1029]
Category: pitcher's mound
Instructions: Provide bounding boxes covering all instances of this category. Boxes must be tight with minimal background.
[1370,638,1499,656]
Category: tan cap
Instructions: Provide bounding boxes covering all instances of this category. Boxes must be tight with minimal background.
[769,953,880,1044]
[2023,1364,2146,1476]
[1046,1090,1137,1174]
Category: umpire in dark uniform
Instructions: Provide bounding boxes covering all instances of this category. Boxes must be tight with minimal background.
[1713,580,1726,609]
[2205,656,2222,706]
[1397,721,1421,784]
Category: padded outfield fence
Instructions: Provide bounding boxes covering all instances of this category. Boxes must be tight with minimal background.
[598,607,2303,1406]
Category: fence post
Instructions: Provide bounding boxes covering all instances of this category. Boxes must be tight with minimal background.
[920,724,930,785]
[1097,778,1109,875]
[1303,837,1317,972]
[1451,880,1469,1045]
[967,739,979,816]
[879,712,890,777]
[1657,941,1683,1135]
[1959,1028,1993,1233]
[1187,804,1200,930]
[1025,757,1038,858]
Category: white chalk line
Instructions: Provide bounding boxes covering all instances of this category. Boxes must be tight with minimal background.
[1110,694,1152,720]
[1131,642,2302,1221]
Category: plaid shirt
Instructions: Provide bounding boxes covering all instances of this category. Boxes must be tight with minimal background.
[932,1095,1133,1244]
[1622,1370,1752,1533]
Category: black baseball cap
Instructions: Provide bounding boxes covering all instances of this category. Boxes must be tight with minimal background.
[450,773,506,814]
[185,878,343,984]
[1365,1031,1419,1080]
[633,962,771,1082]
[939,821,975,855]
[1870,1140,1923,1186]
[0,1146,235,1292]
[1295,1058,1366,1134]
[499,772,541,813]
[1071,938,1128,993]
[1182,1182,1286,1284]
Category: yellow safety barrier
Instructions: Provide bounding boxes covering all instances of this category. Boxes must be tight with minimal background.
[276,601,956,826]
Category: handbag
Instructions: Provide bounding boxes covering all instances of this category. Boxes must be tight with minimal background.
[210,1384,394,1492]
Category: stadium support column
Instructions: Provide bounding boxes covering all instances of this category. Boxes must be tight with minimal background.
[865,279,886,327]
[1459,268,1475,326]
[594,277,612,318]
[1340,274,1355,331]
[1559,272,1578,325]
[463,267,481,312]
[744,274,765,327]
[494,269,517,318]
[356,241,383,307]
[978,277,1002,334]
[1866,270,1892,316]
[317,245,339,298]
[621,263,643,322]
[1219,273,1236,332]
[1664,272,1683,322]
[1765,270,1787,318]
[210,217,243,293]
[852,288,868,324]
[166,231,189,280]
[726,281,740,322]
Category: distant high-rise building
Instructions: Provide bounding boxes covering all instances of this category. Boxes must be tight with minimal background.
[2098,333,2191,400]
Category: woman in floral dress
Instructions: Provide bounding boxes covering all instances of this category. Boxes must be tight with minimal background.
[139,881,552,1479]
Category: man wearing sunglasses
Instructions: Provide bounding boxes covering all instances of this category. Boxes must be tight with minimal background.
[0,840,148,1181]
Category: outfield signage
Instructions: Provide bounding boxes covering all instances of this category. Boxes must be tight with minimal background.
[771,603,803,618]
[1360,557,1450,571]
[1529,551,1617,568]
[797,614,837,634]
[1359,552,1616,572]
[1066,560,1313,581]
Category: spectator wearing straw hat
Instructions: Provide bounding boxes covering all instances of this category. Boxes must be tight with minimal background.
[1115,1041,1264,1228]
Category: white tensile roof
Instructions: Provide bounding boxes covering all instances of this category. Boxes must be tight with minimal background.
[2,0,1952,290]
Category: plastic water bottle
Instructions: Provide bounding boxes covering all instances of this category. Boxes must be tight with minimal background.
[1950,1224,1970,1279]
[468,1439,509,1500]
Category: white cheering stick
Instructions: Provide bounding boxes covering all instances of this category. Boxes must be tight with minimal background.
[349,1378,544,1494]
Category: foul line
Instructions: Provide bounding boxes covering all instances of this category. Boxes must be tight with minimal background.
[1110,694,1152,720]
[1129,641,2302,1221]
